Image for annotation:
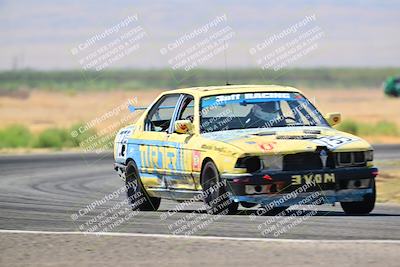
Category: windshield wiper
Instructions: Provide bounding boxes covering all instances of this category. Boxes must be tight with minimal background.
[273,123,318,127]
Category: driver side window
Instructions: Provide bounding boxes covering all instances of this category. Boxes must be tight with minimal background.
[177,95,194,122]
[145,94,180,132]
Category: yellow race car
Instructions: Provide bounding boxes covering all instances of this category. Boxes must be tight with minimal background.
[114,85,378,215]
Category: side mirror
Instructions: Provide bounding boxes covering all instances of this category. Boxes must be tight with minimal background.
[174,120,194,134]
[325,112,341,126]
[128,104,136,113]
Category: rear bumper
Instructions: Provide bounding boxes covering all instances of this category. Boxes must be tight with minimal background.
[222,167,378,206]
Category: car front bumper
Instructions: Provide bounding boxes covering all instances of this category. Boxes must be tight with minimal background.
[222,167,378,206]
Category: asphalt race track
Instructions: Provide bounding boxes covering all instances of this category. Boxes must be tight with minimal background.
[0,145,399,266]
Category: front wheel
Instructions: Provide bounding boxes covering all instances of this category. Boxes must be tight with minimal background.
[260,206,289,216]
[240,202,257,209]
[340,180,376,215]
[202,161,238,215]
[125,161,161,211]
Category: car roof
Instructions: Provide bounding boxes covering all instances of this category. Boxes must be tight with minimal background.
[166,84,302,97]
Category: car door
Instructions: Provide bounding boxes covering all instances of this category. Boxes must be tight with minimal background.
[136,93,181,189]
[165,94,197,190]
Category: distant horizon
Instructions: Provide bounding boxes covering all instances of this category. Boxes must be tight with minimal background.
[1,0,399,70]
[2,66,400,72]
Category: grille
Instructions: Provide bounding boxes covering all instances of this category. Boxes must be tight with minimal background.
[283,152,335,171]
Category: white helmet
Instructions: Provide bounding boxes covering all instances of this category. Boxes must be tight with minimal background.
[252,102,280,121]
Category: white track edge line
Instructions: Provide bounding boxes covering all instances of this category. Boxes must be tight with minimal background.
[0,229,400,244]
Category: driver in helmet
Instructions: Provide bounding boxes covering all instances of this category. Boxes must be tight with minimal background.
[245,101,281,126]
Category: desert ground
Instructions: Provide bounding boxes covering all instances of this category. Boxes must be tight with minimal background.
[1,87,399,140]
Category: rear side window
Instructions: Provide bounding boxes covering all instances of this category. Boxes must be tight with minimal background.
[145,94,180,132]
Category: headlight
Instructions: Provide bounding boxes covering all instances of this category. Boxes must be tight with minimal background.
[365,150,373,161]
[262,155,283,171]
[235,156,262,173]
[336,151,373,167]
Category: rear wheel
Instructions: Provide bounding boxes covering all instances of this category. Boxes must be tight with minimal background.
[125,161,161,211]
[340,180,375,215]
[202,161,238,215]
[261,206,289,216]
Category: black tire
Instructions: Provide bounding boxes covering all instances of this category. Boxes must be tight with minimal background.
[261,206,289,216]
[340,180,376,215]
[125,160,161,211]
[202,161,238,215]
[240,202,257,209]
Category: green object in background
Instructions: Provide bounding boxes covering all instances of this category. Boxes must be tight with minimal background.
[384,76,400,97]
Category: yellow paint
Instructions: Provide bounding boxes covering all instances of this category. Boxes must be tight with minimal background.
[115,85,374,191]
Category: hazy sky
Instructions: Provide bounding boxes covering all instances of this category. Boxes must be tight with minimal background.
[0,0,399,70]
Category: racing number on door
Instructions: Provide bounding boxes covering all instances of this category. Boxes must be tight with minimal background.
[139,144,181,170]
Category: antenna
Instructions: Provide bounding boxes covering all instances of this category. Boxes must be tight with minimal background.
[12,55,18,70]
[223,40,231,86]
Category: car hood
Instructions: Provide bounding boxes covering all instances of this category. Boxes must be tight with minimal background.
[201,126,372,155]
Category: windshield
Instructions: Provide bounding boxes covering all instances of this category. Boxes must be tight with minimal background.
[200,92,328,133]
